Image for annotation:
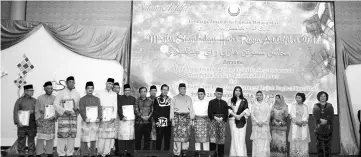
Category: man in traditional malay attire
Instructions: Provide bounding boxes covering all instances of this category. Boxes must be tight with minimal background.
[170,83,195,157]
[54,76,80,157]
[148,85,157,150]
[193,88,210,151]
[153,84,172,151]
[113,82,120,95]
[117,84,136,157]
[208,88,229,157]
[14,84,37,157]
[112,82,121,154]
[35,81,56,157]
[79,81,102,157]
[96,78,117,156]
[134,87,153,150]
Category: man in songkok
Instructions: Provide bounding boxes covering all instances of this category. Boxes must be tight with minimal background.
[117,84,136,156]
[149,85,157,149]
[79,81,102,157]
[96,78,117,156]
[193,88,210,151]
[35,81,56,157]
[153,84,172,151]
[13,84,37,157]
[207,87,229,157]
[54,76,80,157]
[134,87,153,150]
[113,82,120,95]
[170,83,195,157]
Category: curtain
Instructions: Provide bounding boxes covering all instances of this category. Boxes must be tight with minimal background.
[336,31,361,155]
[1,20,130,82]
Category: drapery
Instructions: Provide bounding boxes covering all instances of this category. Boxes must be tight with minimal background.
[336,31,361,155]
[1,20,130,82]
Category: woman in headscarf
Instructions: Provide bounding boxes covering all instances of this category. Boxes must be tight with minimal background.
[250,91,272,157]
[228,86,250,157]
[270,94,288,157]
[313,91,334,157]
[288,92,310,157]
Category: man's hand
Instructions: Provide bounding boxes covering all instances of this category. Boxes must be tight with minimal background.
[123,117,128,121]
[86,118,90,124]
[155,122,160,127]
[235,115,242,120]
[36,120,43,127]
[39,110,44,114]
[29,110,35,114]
[256,122,262,127]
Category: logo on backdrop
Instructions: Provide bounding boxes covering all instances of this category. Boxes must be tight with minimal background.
[228,4,240,16]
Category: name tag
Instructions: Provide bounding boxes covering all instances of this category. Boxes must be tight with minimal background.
[158,117,168,127]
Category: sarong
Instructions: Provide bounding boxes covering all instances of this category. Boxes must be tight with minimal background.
[57,114,77,138]
[98,121,116,139]
[209,120,226,144]
[37,114,55,140]
[117,120,135,140]
[194,115,209,143]
[81,121,99,142]
[173,113,192,142]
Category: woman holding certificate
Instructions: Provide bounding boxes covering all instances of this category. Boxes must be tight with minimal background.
[79,81,102,157]
[96,78,118,156]
[54,76,81,157]
[35,81,56,157]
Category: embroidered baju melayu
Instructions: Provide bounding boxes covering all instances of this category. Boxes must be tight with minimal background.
[54,88,80,157]
[193,99,210,151]
[170,94,195,156]
[35,94,56,156]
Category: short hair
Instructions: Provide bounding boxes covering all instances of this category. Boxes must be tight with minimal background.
[139,87,147,93]
[256,91,263,95]
[161,84,169,90]
[317,91,329,101]
[296,92,306,102]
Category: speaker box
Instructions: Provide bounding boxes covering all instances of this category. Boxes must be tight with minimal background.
[134,150,172,157]
[181,150,216,157]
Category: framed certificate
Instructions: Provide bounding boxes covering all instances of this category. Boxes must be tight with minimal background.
[102,106,113,122]
[18,110,30,126]
[122,105,135,120]
[86,106,98,122]
[63,100,74,111]
[44,104,55,119]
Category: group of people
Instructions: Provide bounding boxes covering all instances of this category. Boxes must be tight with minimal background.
[13,76,335,157]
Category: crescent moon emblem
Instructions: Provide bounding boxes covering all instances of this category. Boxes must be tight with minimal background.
[228,7,240,16]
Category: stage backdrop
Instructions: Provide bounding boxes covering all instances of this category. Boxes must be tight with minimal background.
[1,26,124,146]
[130,1,337,113]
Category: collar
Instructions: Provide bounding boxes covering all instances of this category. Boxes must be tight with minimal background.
[140,96,147,100]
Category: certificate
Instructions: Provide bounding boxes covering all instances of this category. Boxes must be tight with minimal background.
[122,105,135,120]
[102,106,113,122]
[44,104,55,119]
[18,110,30,126]
[86,106,98,122]
[63,100,74,111]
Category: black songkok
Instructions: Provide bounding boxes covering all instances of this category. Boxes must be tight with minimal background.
[66,76,74,82]
[215,87,223,93]
[179,83,186,88]
[114,82,120,86]
[24,84,34,90]
[198,88,205,93]
[85,81,94,89]
[43,81,52,87]
[150,85,157,90]
[124,84,131,89]
[107,78,115,83]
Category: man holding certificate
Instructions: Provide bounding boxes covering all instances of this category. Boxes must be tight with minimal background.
[79,81,102,157]
[117,84,136,157]
[54,76,80,157]
[13,84,37,157]
[96,78,118,156]
[35,81,56,157]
